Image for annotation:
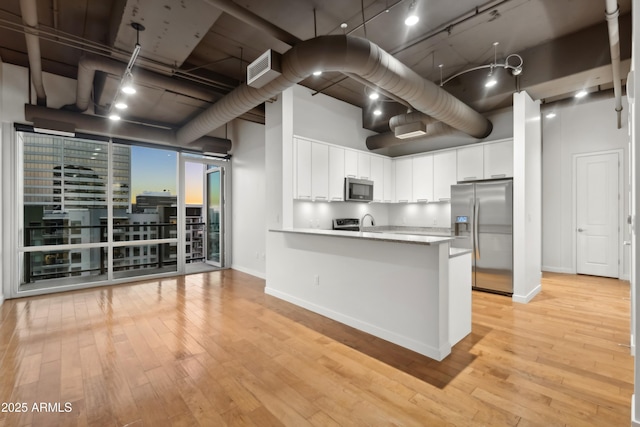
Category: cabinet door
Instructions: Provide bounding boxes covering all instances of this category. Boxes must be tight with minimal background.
[311,142,329,201]
[357,152,371,179]
[369,156,384,202]
[344,149,358,178]
[329,146,345,201]
[412,154,433,202]
[394,157,413,202]
[383,157,393,202]
[456,145,484,182]
[433,150,457,201]
[295,138,312,199]
[484,140,513,179]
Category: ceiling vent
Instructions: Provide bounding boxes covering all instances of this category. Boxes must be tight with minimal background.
[247,50,282,88]
[395,121,428,139]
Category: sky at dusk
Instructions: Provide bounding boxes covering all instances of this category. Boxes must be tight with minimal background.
[130,147,204,205]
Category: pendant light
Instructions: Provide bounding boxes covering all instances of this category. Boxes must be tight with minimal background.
[405,1,419,26]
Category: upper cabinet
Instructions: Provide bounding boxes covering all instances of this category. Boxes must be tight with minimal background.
[394,157,413,203]
[357,152,371,180]
[328,146,345,201]
[311,142,329,201]
[456,145,484,182]
[433,150,457,201]
[294,137,312,200]
[369,155,384,202]
[483,139,513,179]
[344,150,358,178]
[412,154,434,202]
[382,158,393,202]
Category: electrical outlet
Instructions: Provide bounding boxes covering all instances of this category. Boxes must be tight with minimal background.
[314,275,320,286]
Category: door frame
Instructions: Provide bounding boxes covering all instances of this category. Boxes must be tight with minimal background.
[572,149,624,278]
[178,154,231,273]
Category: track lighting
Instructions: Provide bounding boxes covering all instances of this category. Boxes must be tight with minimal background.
[109,114,121,121]
[312,70,322,76]
[545,112,557,119]
[369,92,380,100]
[575,90,588,98]
[373,109,382,116]
[440,41,524,89]
[405,1,419,26]
[115,101,128,110]
[109,22,145,119]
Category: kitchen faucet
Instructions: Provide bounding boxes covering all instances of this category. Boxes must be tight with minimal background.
[360,213,375,231]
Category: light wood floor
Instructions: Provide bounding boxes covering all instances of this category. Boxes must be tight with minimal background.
[0,271,633,426]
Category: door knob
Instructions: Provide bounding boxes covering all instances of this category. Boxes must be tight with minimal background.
[577,228,586,232]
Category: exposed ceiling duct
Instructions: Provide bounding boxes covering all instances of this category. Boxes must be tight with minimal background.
[366,111,457,150]
[605,0,623,128]
[63,54,226,113]
[25,104,231,154]
[177,35,493,145]
[19,0,46,106]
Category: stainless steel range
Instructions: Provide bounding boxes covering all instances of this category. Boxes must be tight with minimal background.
[332,218,360,231]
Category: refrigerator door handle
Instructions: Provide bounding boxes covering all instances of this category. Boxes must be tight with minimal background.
[474,200,480,259]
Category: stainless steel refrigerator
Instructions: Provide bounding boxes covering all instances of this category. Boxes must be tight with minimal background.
[450,180,513,295]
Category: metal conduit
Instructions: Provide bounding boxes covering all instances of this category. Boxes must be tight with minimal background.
[19,0,46,105]
[605,0,623,129]
[177,35,492,145]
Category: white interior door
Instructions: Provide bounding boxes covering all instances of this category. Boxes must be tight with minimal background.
[576,152,619,278]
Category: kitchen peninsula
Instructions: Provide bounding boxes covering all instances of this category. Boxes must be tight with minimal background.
[266,228,472,361]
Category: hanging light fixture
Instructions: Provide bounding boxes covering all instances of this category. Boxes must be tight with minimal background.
[109,22,145,120]
[405,1,419,26]
[440,41,524,89]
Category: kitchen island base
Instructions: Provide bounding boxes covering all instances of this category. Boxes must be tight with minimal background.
[266,230,471,361]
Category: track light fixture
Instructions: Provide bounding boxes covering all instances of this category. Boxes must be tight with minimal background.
[440,41,523,88]
[109,22,145,121]
[405,1,419,26]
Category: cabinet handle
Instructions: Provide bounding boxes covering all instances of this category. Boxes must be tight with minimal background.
[314,196,327,200]
[330,197,343,201]
[417,198,429,202]
[463,176,477,181]
[491,174,506,178]
[298,195,311,199]
[398,199,409,203]
[360,176,369,180]
[439,198,451,201]
[346,174,356,178]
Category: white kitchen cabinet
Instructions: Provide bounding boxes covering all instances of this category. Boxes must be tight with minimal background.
[295,138,312,199]
[344,149,358,178]
[412,154,434,202]
[357,152,371,179]
[383,157,393,202]
[394,157,413,202]
[311,142,329,201]
[328,146,345,201]
[483,139,513,179]
[369,155,384,202]
[456,145,484,182]
[433,150,457,201]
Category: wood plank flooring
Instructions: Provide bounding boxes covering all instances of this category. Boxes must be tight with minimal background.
[0,270,633,426]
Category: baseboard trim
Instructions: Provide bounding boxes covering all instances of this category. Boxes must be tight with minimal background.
[264,286,451,361]
[231,265,266,280]
[541,266,574,274]
[512,284,542,304]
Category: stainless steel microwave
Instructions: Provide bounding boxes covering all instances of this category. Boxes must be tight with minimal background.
[344,177,374,202]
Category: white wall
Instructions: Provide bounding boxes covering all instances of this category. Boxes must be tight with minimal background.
[542,95,630,278]
[0,60,4,306]
[513,91,542,303]
[229,119,266,278]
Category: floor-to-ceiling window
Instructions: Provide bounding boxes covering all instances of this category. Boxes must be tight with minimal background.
[16,132,227,296]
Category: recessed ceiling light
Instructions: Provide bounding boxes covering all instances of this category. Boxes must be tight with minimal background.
[369,92,379,100]
[546,112,557,119]
[312,70,322,76]
[575,90,588,98]
[109,114,121,121]
[115,102,128,110]
[373,109,382,116]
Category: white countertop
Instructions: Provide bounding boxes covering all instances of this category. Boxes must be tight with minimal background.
[449,247,472,258]
[271,228,453,245]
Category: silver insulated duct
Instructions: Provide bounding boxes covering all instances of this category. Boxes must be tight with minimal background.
[19,0,46,106]
[177,35,492,145]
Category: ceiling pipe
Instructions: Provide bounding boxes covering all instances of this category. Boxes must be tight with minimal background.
[605,0,623,129]
[25,104,231,153]
[19,0,47,106]
[177,35,493,145]
[63,54,225,112]
[202,0,303,46]
[366,111,458,150]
